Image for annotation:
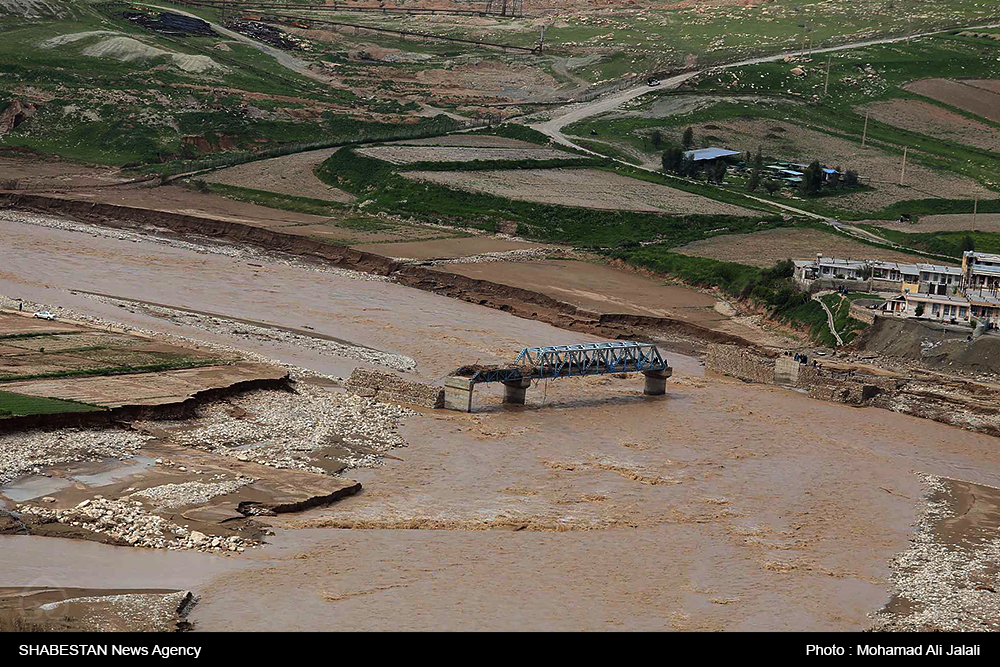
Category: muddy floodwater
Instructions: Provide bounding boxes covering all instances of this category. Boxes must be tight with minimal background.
[5,214,1000,630]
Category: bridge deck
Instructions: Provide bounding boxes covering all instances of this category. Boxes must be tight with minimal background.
[466,342,669,384]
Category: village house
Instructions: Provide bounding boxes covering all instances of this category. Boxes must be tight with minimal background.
[962,250,1000,290]
[965,290,1000,325]
[794,254,867,281]
[900,292,971,323]
[916,263,963,295]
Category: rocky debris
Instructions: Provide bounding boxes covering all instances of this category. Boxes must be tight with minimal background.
[345,368,443,408]
[15,497,254,552]
[141,384,415,471]
[39,590,193,632]
[129,477,255,509]
[423,248,556,266]
[0,99,37,137]
[0,427,152,486]
[870,475,1000,632]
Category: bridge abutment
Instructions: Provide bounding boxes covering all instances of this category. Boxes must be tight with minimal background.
[643,368,672,396]
[444,376,474,412]
[502,377,532,405]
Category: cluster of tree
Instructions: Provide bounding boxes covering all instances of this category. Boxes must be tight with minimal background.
[743,147,863,197]
[661,145,695,175]
[659,126,729,181]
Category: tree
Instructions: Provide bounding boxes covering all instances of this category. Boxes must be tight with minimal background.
[763,180,780,195]
[661,145,684,174]
[680,155,698,178]
[845,169,859,187]
[651,129,662,148]
[915,302,925,317]
[708,160,727,184]
[799,159,823,196]
[961,235,976,253]
[746,146,763,192]
[682,127,694,150]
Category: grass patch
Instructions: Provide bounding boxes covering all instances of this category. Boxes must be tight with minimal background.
[611,250,838,345]
[0,359,225,383]
[0,390,102,418]
[468,124,554,146]
[860,226,1000,258]
[316,148,787,248]
[189,182,348,216]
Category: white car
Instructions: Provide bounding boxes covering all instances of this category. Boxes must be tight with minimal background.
[33,311,56,320]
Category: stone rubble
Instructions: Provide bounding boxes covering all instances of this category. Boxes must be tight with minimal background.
[870,474,1000,632]
[39,590,192,632]
[129,477,255,509]
[15,497,254,552]
[138,383,415,471]
[0,427,152,485]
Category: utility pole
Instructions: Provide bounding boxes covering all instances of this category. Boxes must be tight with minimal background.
[824,55,831,95]
[974,198,978,231]
[861,111,869,147]
[899,147,908,186]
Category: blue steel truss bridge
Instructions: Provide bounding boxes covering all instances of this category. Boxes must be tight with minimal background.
[445,342,672,412]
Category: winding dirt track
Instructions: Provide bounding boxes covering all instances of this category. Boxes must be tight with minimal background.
[530,20,1000,232]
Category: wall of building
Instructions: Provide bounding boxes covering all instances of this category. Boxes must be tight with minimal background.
[345,368,444,409]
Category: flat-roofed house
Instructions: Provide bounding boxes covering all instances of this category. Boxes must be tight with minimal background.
[966,290,1000,324]
[904,292,971,322]
[963,251,1000,290]
[916,263,963,295]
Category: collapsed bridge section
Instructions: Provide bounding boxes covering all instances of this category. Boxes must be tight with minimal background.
[444,342,672,412]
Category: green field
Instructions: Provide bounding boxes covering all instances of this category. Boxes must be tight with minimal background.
[0,390,102,418]
[564,34,1000,220]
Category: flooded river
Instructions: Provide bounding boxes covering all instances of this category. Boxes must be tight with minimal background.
[4,214,1000,630]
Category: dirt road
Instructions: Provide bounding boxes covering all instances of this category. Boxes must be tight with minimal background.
[530,21,1000,235]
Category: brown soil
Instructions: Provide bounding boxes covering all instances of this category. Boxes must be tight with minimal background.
[201,148,356,203]
[685,118,993,212]
[352,236,550,260]
[388,134,543,148]
[868,213,1000,233]
[857,98,1000,153]
[674,227,937,267]
[356,145,575,164]
[0,151,132,190]
[1,192,761,355]
[403,168,759,215]
[904,78,1000,124]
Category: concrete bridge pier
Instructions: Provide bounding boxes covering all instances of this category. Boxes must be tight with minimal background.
[444,376,474,412]
[642,367,672,396]
[502,377,532,405]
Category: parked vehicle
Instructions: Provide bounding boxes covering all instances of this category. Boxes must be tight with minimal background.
[647,77,660,87]
[33,311,56,320]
